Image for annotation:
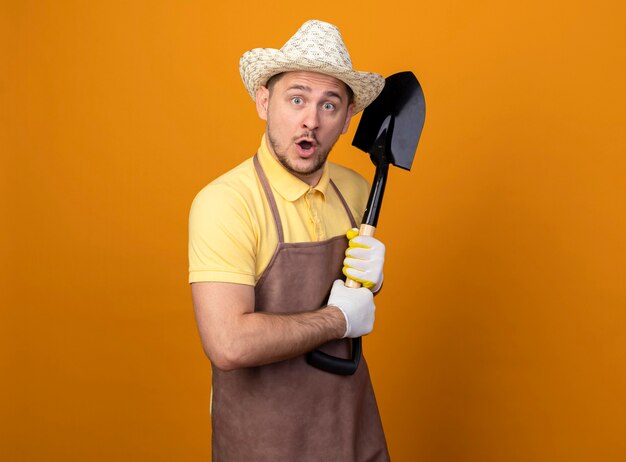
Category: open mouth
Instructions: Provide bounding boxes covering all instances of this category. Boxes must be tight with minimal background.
[296,139,317,156]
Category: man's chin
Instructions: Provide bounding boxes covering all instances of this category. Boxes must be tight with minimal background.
[301,152,330,170]
[286,161,323,177]
[277,151,323,175]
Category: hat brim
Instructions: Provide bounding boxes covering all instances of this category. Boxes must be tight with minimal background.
[240,48,385,114]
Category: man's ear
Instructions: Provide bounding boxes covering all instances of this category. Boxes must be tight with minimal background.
[341,103,355,134]
[256,86,270,121]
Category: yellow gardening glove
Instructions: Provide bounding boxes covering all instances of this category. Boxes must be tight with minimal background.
[342,228,385,292]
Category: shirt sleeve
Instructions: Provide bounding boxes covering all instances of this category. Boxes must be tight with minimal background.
[188,183,257,286]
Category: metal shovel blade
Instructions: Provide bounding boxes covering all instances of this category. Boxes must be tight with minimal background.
[352,71,425,170]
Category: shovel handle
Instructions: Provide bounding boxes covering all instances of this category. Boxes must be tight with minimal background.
[306,224,377,375]
[345,224,376,288]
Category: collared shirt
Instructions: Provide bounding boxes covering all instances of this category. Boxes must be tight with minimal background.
[188,135,370,286]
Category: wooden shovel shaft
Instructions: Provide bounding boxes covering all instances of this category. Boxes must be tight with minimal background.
[344,223,376,288]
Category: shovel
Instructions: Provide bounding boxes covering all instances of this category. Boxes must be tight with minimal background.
[306,71,426,375]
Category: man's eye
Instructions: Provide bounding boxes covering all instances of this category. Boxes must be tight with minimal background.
[323,102,336,111]
[291,97,303,105]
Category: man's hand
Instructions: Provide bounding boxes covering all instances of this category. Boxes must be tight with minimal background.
[342,228,385,292]
[327,279,375,338]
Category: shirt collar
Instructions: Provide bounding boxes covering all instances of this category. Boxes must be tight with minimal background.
[257,134,330,202]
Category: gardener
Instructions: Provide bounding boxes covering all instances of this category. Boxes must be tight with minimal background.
[189,19,389,461]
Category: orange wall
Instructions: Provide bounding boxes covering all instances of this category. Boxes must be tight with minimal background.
[2,1,625,460]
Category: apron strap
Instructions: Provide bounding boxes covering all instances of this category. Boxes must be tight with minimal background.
[253,154,285,243]
[329,179,358,229]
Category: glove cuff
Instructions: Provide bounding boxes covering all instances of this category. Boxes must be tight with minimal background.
[330,304,351,338]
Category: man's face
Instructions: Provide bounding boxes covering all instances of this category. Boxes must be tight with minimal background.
[256,71,354,186]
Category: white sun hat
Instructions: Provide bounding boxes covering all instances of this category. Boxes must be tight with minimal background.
[239,19,385,113]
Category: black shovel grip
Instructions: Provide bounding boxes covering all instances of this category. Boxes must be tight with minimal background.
[305,337,362,375]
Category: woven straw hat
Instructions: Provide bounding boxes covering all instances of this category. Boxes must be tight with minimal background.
[239,20,385,113]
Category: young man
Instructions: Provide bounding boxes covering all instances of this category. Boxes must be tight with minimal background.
[189,20,390,461]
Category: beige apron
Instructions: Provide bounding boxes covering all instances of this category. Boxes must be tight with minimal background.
[211,156,389,461]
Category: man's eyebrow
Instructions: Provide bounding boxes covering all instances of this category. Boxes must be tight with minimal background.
[285,85,344,101]
[286,84,311,92]
[324,91,344,101]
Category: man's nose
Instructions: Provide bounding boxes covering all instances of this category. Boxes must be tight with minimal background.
[302,106,320,131]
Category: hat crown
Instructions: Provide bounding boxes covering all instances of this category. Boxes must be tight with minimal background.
[280,20,353,70]
[239,19,385,113]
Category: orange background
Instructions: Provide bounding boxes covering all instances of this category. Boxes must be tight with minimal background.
[2,1,625,460]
